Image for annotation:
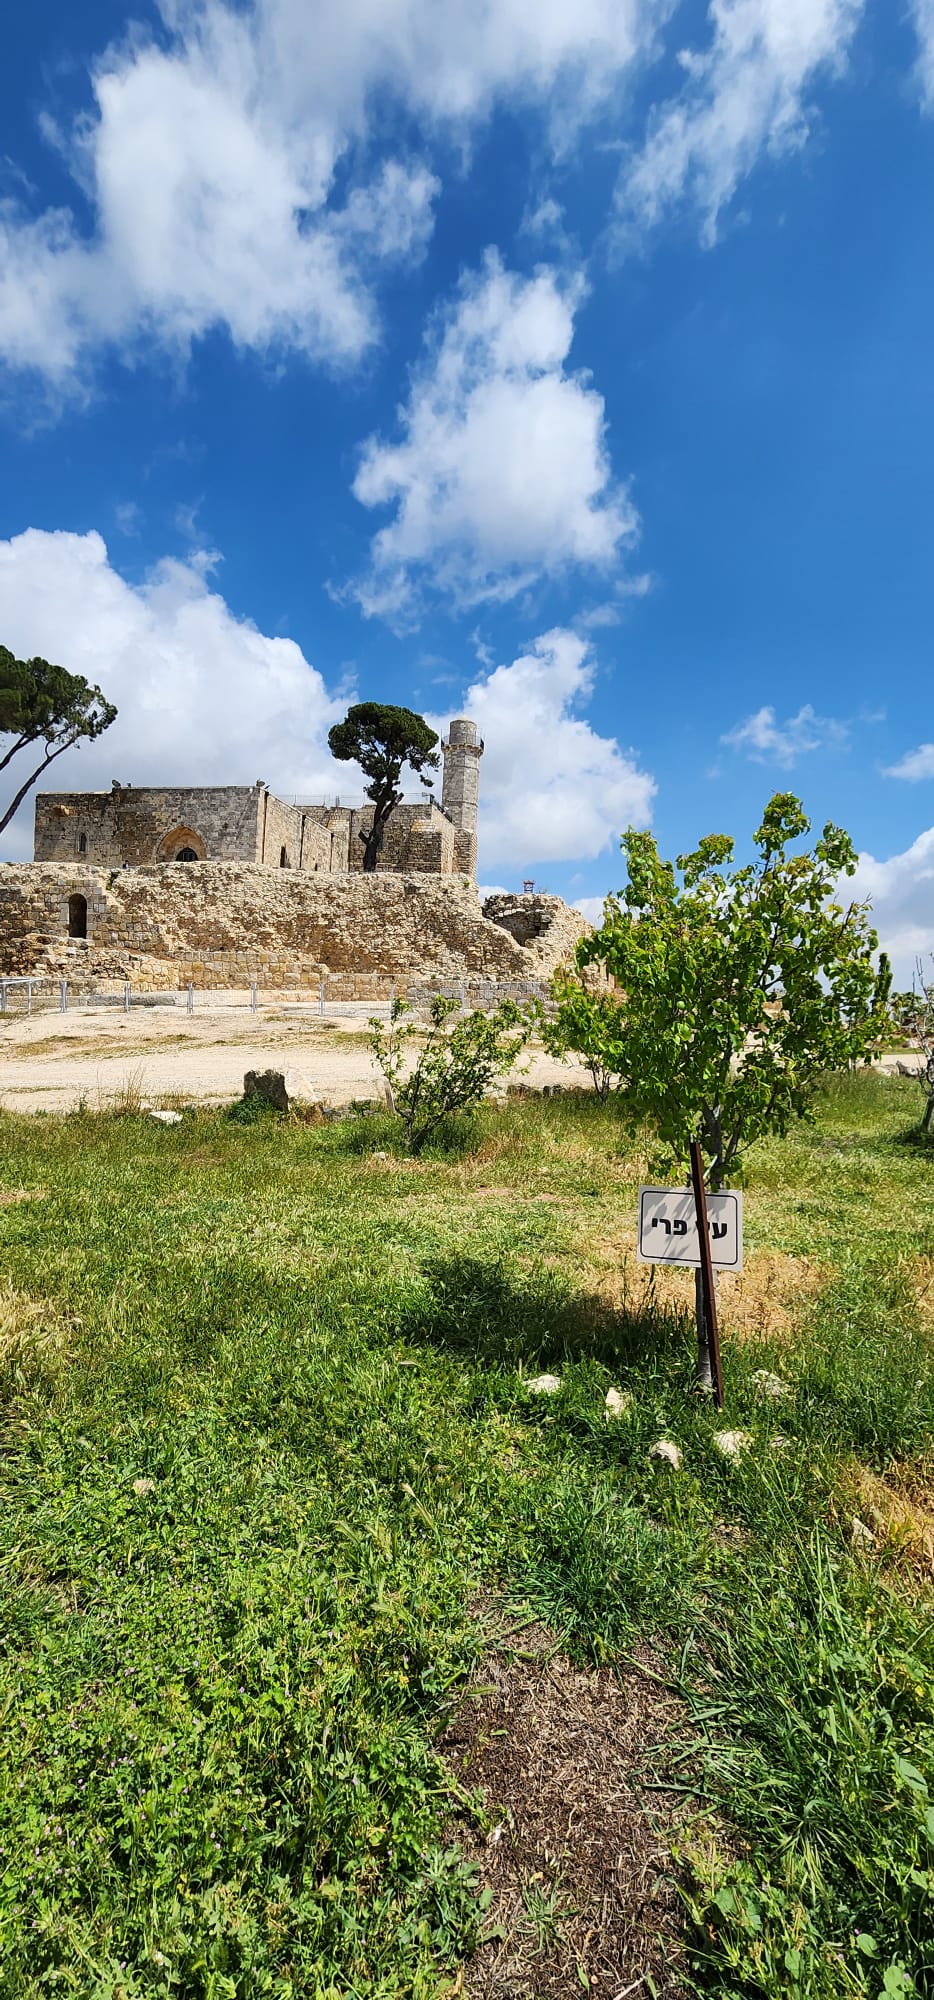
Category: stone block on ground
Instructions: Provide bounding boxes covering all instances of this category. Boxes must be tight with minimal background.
[243,1068,320,1113]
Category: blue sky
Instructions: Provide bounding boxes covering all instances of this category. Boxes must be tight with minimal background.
[1,0,933,975]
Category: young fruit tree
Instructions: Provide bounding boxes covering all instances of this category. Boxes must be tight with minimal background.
[0,647,117,837]
[908,960,934,1134]
[327,702,440,872]
[542,972,627,1102]
[369,996,529,1154]
[572,795,890,1386]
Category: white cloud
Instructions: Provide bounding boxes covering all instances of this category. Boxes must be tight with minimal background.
[0,527,351,857]
[444,625,655,867]
[721,702,848,766]
[572,893,609,925]
[349,254,639,620]
[617,0,865,246]
[911,0,934,108]
[0,0,662,389]
[849,828,934,987]
[884,743,934,782]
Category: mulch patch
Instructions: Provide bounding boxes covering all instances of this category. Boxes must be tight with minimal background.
[438,1610,694,1998]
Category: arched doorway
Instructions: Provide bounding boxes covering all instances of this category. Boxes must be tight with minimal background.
[155,826,207,863]
[68,893,87,940]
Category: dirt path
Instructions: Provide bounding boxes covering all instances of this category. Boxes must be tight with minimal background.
[0,1001,590,1112]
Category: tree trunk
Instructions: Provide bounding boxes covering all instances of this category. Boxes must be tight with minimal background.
[924,1090,934,1134]
[0,736,75,838]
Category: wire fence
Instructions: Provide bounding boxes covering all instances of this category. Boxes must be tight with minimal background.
[0,974,555,1021]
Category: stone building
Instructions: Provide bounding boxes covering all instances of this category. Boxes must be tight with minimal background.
[33,718,484,880]
[5,715,592,992]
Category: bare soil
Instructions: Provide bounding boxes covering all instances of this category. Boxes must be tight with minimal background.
[439,1611,692,1999]
[0,1002,589,1113]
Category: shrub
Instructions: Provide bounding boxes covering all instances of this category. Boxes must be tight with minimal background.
[369,996,529,1154]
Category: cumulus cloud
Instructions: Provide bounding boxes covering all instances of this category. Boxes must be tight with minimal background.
[616,0,865,246]
[572,893,610,926]
[0,0,662,389]
[349,255,638,621]
[849,828,934,986]
[444,626,654,867]
[721,702,848,766]
[884,743,934,782]
[0,527,351,857]
[911,0,934,108]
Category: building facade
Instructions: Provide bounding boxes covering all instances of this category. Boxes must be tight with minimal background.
[33,720,484,880]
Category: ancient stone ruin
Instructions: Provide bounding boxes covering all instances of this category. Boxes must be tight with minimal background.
[0,719,590,992]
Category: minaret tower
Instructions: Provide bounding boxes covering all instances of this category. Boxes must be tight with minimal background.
[441,717,484,877]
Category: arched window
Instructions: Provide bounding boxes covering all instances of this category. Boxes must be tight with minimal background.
[78,832,87,855]
[176,847,198,862]
[279,846,288,868]
[68,893,87,940]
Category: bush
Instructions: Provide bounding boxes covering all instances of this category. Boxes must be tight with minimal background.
[369,996,530,1154]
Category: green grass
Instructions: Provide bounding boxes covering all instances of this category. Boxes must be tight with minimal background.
[0,1077,932,1997]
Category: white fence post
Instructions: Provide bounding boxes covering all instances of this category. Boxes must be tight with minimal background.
[319,977,325,1018]
[123,981,131,1015]
[187,983,194,1015]
[26,981,32,1017]
[250,981,257,1015]
[60,981,68,1013]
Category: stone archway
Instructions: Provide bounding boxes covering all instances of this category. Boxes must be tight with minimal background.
[155,825,207,862]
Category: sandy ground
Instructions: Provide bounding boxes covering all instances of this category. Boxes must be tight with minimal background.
[0,999,591,1113]
[0,998,922,1115]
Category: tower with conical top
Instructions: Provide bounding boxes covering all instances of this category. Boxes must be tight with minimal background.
[441,718,484,878]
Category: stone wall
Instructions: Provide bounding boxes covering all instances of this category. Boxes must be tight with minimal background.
[0,864,588,990]
[482,893,591,972]
[35,785,265,866]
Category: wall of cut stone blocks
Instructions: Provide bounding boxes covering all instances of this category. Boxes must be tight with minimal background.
[34,786,264,866]
[0,864,589,990]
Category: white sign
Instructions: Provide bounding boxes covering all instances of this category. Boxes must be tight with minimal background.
[637,1186,743,1272]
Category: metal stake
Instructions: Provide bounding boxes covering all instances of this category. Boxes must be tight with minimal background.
[690,1138,724,1408]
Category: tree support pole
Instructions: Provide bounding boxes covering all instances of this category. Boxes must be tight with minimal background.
[690,1139,724,1408]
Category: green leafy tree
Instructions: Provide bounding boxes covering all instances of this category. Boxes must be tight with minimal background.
[543,972,627,1102]
[576,795,888,1189]
[369,995,529,1153]
[0,646,117,837]
[327,702,440,871]
[573,794,889,1389]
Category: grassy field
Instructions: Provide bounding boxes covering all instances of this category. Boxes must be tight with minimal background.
[0,1073,932,1998]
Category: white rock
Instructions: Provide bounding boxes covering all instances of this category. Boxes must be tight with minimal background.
[752,1370,790,1400]
[133,1477,157,1496]
[851,1516,877,1550]
[713,1430,751,1458]
[149,1109,182,1126]
[526,1373,562,1396]
[604,1387,632,1421]
[649,1439,683,1469]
